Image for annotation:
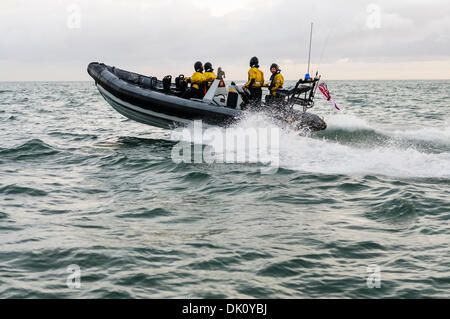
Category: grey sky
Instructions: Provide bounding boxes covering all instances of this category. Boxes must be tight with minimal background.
[1,0,449,80]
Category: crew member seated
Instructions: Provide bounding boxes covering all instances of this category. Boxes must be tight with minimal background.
[203,62,217,92]
[184,61,205,99]
[264,63,284,103]
[242,56,264,106]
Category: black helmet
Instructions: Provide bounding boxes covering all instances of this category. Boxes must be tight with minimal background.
[194,61,203,72]
[249,56,259,67]
[204,62,213,72]
[270,63,279,70]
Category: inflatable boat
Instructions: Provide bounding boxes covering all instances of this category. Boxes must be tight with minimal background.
[87,62,327,132]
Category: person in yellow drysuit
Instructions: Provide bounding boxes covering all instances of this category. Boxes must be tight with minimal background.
[184,61,205,99]
[203,62,217,92]
[242,56,264,105]
[264,63,284,102]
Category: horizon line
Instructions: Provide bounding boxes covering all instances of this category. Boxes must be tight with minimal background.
[1,78,450,83]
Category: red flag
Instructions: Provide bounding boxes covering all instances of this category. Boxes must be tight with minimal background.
[319,83,341,110]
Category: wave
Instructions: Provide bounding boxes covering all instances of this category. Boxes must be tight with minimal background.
[0,139,59,160]
[388,126,450,146]
[278,130,450,179]
[323,114,450,146]
[0,184,48,197]
[171,113,450,179]
[366,198,418,226]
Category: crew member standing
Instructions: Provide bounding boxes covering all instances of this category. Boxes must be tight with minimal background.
[264,63,284,103]
[243,56,264,105]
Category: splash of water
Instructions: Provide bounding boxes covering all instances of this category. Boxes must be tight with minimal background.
[171,113,450,179]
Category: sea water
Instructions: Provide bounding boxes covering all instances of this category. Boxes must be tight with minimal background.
[0,80,448,298]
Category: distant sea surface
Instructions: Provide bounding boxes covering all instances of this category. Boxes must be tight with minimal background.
[0,80,449,298]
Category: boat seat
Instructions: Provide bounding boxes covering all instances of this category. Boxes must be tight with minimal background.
[139,76,157,89]
[163,75,172,92]
[113,68,140,84]
[277,85,312,96]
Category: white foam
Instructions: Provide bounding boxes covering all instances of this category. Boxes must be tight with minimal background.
[325,113,450,145]
[324,114,372,131]
[278,133,450,178]
[388,127,450,145]
[171,113,450,179]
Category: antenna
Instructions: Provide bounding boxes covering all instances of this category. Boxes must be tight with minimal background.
[307,22,313,75]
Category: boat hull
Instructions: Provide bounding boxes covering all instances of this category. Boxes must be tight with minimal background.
[97,84,187,129]
[88,62,239,129]
[87,62,327,132]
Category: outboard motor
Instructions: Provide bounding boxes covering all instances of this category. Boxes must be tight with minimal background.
[295,112,327,132]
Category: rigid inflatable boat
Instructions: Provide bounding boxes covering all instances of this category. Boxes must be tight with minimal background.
[87,62,327,132]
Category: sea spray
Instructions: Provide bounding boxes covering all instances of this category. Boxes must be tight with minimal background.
[171,113,450,179]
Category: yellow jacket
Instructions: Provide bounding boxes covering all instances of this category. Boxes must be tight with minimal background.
[245,67,264,88]
[264,72,284,96]
[203,71,217,87]
[185,72,205,90]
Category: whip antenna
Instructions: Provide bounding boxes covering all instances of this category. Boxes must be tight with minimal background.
[307,22,313,75]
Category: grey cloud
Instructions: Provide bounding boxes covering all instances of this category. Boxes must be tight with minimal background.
[0,0,449,79]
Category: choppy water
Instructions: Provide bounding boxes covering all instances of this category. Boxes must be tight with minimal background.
[0,80,449,298]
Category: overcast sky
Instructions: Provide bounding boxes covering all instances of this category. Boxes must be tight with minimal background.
[1,0,449,80]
